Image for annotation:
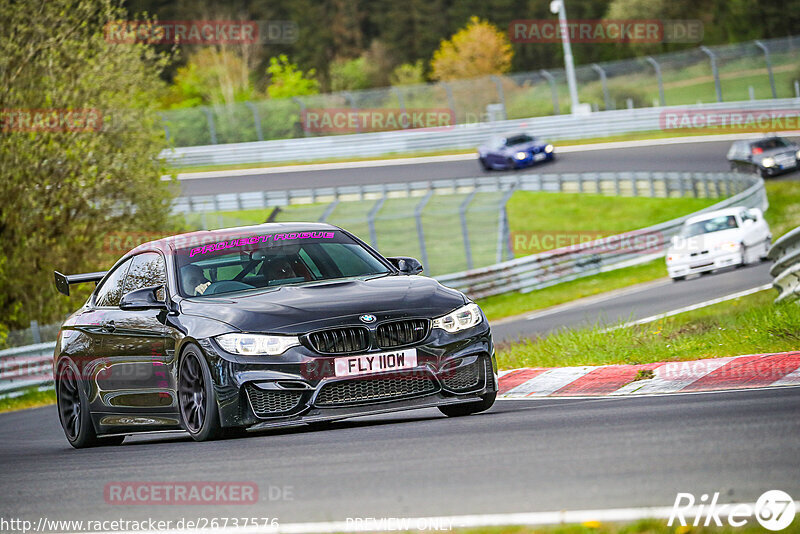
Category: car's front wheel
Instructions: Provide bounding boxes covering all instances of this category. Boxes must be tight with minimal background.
[178,344,224,442]
[438,391,496,417]
[479,157,491,171]
[57,359,124,448]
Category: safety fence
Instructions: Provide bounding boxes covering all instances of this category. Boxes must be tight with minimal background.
[0,172,766,397]
[160,35,800,149]
[162,97,800,167]
[175,171,755,278]
[767,225,800,303]
[437,173,766,298]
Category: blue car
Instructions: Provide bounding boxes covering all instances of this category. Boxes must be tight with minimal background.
[478,133,555,171]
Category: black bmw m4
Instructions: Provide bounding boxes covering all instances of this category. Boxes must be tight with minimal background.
[53,223,497,448]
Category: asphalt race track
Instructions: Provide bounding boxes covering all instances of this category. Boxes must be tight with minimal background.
[0,140,796,529]
[0,387,798,525]
[177,140,739,196]
[492,262,773,343]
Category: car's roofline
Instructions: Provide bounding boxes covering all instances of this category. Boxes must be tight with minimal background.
[128,222,341,256]
[684,207,747,224]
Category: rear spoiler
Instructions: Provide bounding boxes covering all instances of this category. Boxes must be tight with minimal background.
[54,270,107,296]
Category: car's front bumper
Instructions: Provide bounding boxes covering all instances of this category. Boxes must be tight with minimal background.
[666,250,743,278]
[198,325,496,429]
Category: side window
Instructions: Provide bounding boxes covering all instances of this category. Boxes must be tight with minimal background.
[123,253,167,300]
[95,258,133,307]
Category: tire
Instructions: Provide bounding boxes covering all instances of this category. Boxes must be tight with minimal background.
[178,344,224,442]
[56,359,124,448]
[479,157,491,171]
[759,167,770,179]
[438,391,496,417]
[672,275,686,282]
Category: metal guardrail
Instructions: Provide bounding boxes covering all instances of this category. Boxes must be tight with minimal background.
[767,226,800,303]
[0,342,55,397]
[437,173,767,299]
[162,98,800,167]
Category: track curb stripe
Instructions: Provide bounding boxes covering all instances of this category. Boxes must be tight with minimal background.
[498,351,800,398]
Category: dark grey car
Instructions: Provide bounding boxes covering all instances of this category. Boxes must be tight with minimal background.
[727,136,799,178]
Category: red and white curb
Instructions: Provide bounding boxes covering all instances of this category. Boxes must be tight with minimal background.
[497,351,800,398]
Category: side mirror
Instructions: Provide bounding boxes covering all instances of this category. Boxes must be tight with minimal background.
[747,208,761,220]
[387,257,424,275]
[120,285,166,310]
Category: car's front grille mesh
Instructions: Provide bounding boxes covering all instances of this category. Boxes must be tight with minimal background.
[441,359,482,391]
[315,375,438,406]
[376,319,429,348]
[246,386,303,416]
[308,327,370,354]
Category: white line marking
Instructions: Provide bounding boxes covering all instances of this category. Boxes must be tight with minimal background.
[169,130,800,180]
[70,502,800,533]
[602,284,772,332]
[504,366,597,397]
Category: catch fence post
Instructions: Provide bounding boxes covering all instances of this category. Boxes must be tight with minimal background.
[460,191,477,270]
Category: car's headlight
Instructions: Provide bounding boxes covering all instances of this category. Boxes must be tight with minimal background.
[515,151,527,160]
[715,241,741,252]
[215,333,299,355]
[762,157,775,167]
[432,303,483,333]
[796,149,800,159]
[544,144,554,153]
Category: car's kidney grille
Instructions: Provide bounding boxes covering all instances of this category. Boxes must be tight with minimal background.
[315,375,438,406]
[441,360,482,391]
[308,327,370,354]
[246,386,304,416]
[376,319,429,348]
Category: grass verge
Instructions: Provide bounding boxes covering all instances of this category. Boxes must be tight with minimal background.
[0,387,55,413]
[479,180,800,322]
[496,290,798,370]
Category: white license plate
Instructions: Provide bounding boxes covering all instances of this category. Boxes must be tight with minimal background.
[533,153,546,161]
[334,349,417,377]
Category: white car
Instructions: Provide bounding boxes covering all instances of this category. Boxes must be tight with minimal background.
[666,207,771,281]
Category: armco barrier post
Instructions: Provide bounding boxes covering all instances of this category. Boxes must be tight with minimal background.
[415,190,434,270]
[591,64,612,110]
[496,187,516,263]
[244,102,264,141]
[539,70,560,115]
[459,191,477,270]
[754,40,777,99]
[201,106,218,144]
[700,46,723,102]
[645,56,665,107]
[491,75,508,120]
[367,194,386,249]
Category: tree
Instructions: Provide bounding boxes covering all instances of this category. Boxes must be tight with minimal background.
[164,49,256,108]
[0,0,180,333]
[390,60,427,86]
[430,16,513,81]
[266,55,320,99]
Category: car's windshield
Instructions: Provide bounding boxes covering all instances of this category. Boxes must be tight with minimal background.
[679,215,739,237]
[175,230,391,297]
[751,137,788,152]
[505,134,534,146]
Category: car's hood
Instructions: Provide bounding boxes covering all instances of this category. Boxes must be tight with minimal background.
[669,228,743,254]
[178,275,467,334]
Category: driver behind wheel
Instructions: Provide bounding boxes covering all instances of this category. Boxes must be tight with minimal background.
[181,265,211,296]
